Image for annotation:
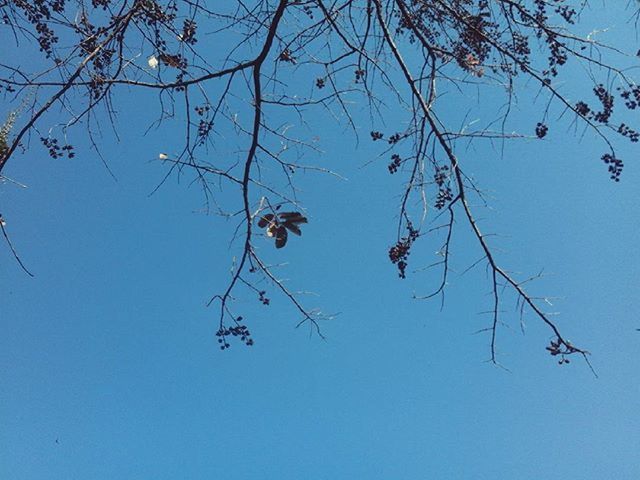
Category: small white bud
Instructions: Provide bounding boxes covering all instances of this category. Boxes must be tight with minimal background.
[148,56,159,69]
[158,153,168,160]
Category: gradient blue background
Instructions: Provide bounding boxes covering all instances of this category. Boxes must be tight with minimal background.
[2,2,640,478]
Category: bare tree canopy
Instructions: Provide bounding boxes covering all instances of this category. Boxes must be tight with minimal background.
[1,0,638,370]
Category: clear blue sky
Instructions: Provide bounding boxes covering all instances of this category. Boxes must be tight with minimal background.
[2,2,640,478]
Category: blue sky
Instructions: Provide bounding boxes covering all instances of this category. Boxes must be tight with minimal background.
[2,2,640,478]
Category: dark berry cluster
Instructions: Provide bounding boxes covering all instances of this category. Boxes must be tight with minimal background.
[173,72,186,91]
[388,154,402,174]
[92,0,110,9]
[181,19,197,45]
[354,68,366,82]
[258,290,270,306]
[533,0,549,27]
[511,31,531,66]
[434,165,452,209]
[535,122,548,139]
[618,86,640,110]
[91,48,115,75]
[139,0,178,25]
[302,5,315,18]
[574,87,631,180]
[555,5,576,24]
[617,123,639,143]
[433,165,449,186]
[88,74,106,100]
[216,320,253,349]
[370,131,383,141]
[387,133,402,144]
[10,0,62,56]
[575,101,590,117]
[315,77,325,89]
[389,240,410,279]
[194,104,210,116]
[40,137,74,159]
[435,188,453,210]
[159,53,187,69]
[194,104,212,144]
[452,1,494,76]
[197,120,213,144]
[601,153,623,182]
[388,224,419,279]
[592,84,614,123]
[544,36,567,78]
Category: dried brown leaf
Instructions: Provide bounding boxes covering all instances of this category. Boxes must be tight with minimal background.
[283,221,302,236]
[257,213,274,228]
[275,225,288,248]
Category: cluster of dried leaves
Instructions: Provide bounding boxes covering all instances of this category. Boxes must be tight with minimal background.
[258,211,308,249]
